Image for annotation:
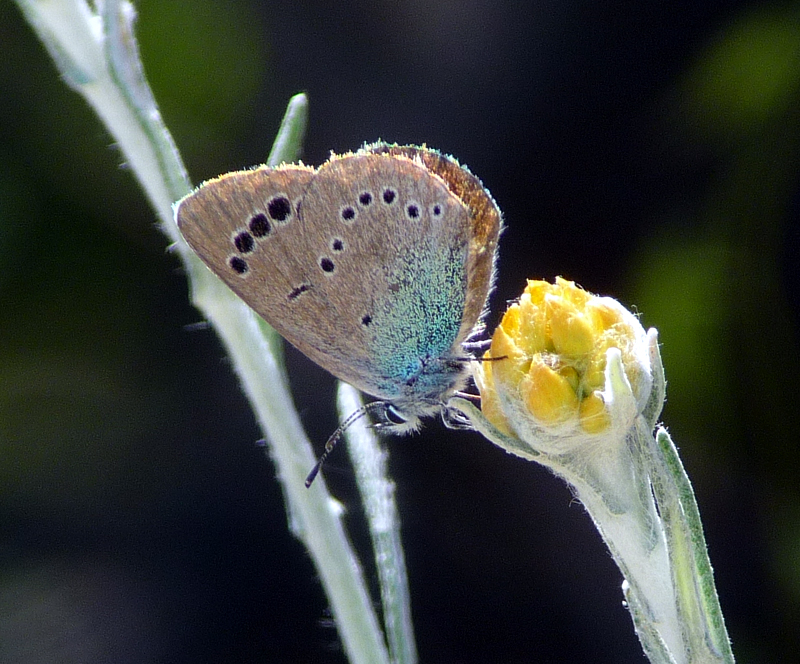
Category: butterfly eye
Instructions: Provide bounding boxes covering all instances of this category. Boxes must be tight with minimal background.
[319,257,335,273]
[340,206,356,223]
[384,404,408,426]
[358,192,373,206]
[406,203,420,220]
[382,188,397,205]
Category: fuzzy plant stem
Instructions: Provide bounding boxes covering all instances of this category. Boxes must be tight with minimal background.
[15,1,393,662]
[339,384,418,664]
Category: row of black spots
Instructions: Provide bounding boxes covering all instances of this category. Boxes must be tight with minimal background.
[339,188,444,226]
[293,237,346,280]
[227,223,258,275]
[226,194,295,276]
[379,186,443,222]
[383,187,444,223]
[338,187,404,225]
[287,240,344,299]
[403,200,443,222]
[233,212,271,251]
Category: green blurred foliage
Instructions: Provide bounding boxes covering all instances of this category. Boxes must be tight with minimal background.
[631,5,800,655]
[682,5,800,141]
[135,0,268,171]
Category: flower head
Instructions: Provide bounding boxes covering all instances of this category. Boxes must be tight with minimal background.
[474,278,658,457]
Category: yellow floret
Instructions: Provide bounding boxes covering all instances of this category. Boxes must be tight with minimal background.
[579,391,612,434]
[522,358,579,425]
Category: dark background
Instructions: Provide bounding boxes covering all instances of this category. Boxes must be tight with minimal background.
[2,1,799,662]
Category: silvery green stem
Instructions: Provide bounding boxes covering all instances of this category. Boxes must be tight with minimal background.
[561,413,683,664]
[339,383,418,664]
[15,0,189,234]
[649,427,735,663]
[15,2,390,662]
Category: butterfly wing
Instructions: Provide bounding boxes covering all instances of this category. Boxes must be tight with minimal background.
[175,148,500,407]
[364,144,502,343]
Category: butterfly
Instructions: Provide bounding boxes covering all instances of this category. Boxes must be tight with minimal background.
[175,143,501,483]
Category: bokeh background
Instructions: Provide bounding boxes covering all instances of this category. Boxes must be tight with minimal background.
[2,1,799,662]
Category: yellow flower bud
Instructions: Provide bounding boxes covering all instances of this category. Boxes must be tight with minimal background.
[474,277,654,444]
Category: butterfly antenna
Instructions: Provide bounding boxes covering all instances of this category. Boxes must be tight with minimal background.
[452,354,508,364]
[304,400,388,487]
